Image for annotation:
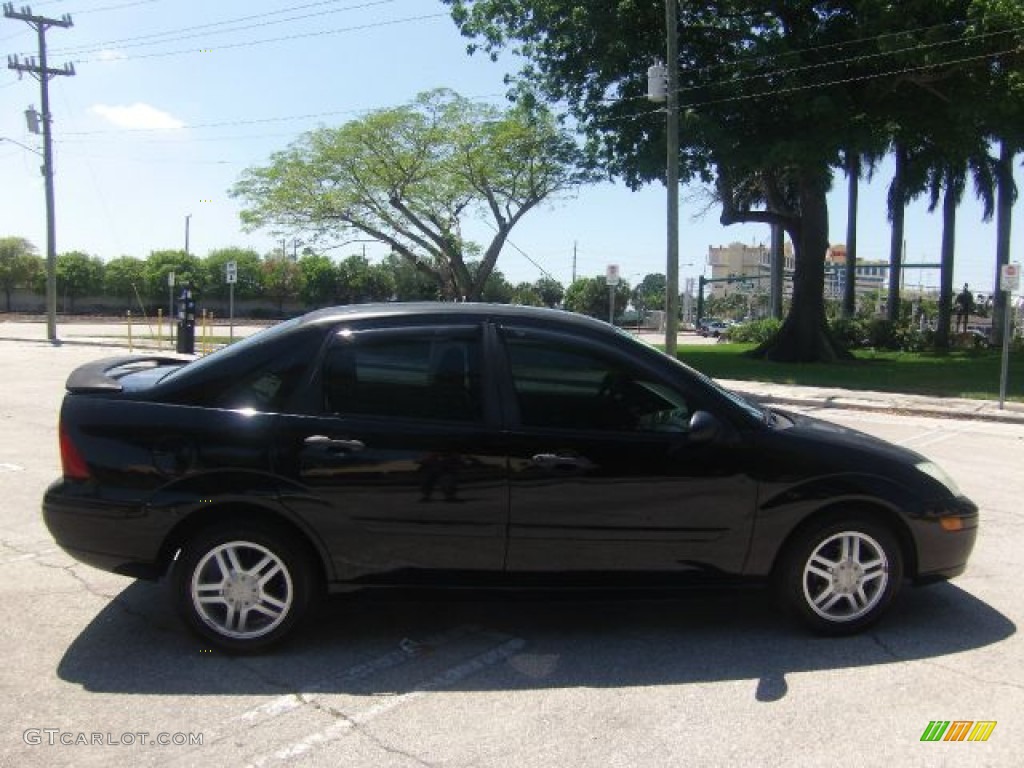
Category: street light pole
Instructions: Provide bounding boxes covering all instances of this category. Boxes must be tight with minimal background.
[184,214,191,257]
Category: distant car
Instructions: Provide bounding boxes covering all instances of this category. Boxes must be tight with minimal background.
[44,303,978,651]
[697,319,731,337]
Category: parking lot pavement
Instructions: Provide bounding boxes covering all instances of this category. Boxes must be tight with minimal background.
[0,338,1022,767]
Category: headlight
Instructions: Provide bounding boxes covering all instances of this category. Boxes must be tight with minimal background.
[915,461,961,496]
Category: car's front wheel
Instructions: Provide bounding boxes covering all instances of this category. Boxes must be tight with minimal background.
[173,522,314,652]
[776,515,903,635]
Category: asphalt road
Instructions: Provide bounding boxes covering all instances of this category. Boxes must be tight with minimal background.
[0,341,1021,768]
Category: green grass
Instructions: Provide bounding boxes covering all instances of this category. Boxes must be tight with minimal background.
[674,343,1024,401]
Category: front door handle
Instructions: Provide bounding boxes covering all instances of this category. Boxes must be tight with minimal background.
[303,435,365,453]
[531,453,592,470]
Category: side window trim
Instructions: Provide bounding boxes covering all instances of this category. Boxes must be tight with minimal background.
[497,324,694,434]
[317,323,490,426]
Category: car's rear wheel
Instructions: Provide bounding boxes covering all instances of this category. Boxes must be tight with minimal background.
[776,515,903,635]
[173,522,313,652]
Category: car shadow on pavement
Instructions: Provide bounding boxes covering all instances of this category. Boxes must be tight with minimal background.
[56,579,1014,701]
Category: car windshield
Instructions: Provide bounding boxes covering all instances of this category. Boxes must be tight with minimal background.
[160,316,305,382]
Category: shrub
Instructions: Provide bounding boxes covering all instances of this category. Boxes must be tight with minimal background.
[726,318,781,344]
[829,317,868,349]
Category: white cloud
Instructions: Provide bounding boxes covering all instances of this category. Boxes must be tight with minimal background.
[90,102,185,131]
[97,50,127,62]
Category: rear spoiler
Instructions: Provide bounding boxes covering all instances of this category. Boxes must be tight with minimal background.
[66,355,188,393]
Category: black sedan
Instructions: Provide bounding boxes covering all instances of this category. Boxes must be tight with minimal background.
[43,303,978,651]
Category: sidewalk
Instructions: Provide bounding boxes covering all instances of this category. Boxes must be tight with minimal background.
[3,318,1023,425]
[720,379,1024,424]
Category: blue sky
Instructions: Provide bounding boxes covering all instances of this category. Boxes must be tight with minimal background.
[1,0,1021,294]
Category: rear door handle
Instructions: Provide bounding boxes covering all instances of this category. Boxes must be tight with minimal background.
[531,453,592,470]
[303,435,365,453]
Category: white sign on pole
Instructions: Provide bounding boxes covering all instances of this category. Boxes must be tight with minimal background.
[168,271,175,287]
[225,261,238,284]
[605,264,620,286]
[1001,263,1020,293]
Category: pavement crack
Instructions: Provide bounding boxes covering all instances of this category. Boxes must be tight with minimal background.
[310,698,436,768]
[22,553,180,635]
[919,658,1024,692]
[868,632,902,660]
[872,632,1024,692]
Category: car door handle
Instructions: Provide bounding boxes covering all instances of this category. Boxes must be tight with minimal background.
[531,453,592,470]
[303,435,365,453]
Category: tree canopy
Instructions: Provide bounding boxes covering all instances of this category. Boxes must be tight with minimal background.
[445,0,1024,360]
[0,236,39,312]
[232,88,597,301]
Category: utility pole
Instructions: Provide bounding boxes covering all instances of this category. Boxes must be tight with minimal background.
[664,0,680,356]
[5,2,75,343]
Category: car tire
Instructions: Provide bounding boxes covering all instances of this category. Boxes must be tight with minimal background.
[775,515,903,635]
[173,521,314,653]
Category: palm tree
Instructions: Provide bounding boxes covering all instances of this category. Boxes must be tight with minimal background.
[924,143,998,351]
[991,140,1019,346]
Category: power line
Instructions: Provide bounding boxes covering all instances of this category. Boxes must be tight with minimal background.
[43,0,398,56]
[70,11,449,63]
[605,23,1024,106]
[681,46,1021,110]
[73,0,162,15]
[678,25,1024,97]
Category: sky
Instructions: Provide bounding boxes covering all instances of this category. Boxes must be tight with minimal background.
[1,0,1022,295]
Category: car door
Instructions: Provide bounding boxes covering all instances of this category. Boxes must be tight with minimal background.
[497,325,758,579]
[272,322,508,585]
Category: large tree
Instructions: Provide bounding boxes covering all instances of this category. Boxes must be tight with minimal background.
[564,275,631,321]
[102,256,147,306]
[446,0,1022,360]
[203,247,263,301]
[232,89,596,301]
[0,237,40,312]
[52,252,104,312]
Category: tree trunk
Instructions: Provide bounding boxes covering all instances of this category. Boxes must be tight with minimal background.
[991,141,1015,346]
[842,152,859,319]
[935,168,958,351]
[887,145,906,324]
[751,171,852,362]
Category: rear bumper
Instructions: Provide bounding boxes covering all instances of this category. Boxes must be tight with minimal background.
[42,480,167,580]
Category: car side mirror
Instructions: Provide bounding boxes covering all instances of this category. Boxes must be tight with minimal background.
[688,410,721,443]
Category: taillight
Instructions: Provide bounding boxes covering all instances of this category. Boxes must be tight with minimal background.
[59,422,90,480]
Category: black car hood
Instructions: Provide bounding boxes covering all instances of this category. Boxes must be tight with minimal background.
[780,409,928,467]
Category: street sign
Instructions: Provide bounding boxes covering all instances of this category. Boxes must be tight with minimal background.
[1001,263,1020,293]
[167,271,175,287]
[225,261,237,284]
[605,264,620,286]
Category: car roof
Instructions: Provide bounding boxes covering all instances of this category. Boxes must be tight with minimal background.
[297,302,617,334]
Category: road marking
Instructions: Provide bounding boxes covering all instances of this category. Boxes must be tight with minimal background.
[224,624,480,729]
[164,624,502,767]
[244,635,525,768]
[0,547,58,565]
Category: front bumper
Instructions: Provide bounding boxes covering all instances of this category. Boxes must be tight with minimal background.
[911,496,979,583]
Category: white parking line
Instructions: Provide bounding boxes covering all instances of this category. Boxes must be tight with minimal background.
[245,635,525,768]
[225,625,481,729]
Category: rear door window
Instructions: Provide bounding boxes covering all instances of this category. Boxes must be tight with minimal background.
[321,327,484,423]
